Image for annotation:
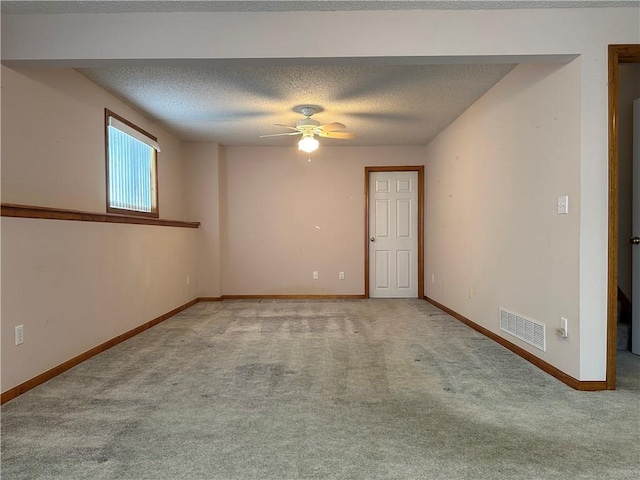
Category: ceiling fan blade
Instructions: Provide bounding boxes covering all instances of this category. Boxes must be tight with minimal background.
[317,131,355,139]
[318,122,346,131]
[272,124,299,131]
[259,132,302,138]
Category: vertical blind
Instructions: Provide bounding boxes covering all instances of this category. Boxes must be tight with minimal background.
[107,126,156,213]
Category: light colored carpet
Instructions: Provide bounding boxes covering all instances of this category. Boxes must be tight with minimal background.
[1,299,639,479]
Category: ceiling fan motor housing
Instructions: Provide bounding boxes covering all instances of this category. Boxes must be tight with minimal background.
[299,106,317,117]
[296,118,320,129]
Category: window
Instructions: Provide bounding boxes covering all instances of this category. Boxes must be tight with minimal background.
[105,109,160,217]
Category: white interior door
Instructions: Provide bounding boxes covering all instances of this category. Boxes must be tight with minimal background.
[632,98,640,355]
[369,171,418,298]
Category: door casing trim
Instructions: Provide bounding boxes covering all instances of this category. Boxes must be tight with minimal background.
[364,165,424,299]
[607,44,640,390]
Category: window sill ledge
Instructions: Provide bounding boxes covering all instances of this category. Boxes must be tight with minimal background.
[1,203,200,229]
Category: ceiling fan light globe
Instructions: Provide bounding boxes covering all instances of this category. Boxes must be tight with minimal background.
[298,136,319,153]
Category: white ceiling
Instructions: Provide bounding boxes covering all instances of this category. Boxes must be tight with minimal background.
[6,0,614,146]
[78,63,517,146]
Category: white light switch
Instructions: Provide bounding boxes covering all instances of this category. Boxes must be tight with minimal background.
[557,195,569,215]
[15,325,24,345]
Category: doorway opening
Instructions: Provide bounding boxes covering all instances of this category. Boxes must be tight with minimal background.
[364,166,424,299]
[607,44,640,390]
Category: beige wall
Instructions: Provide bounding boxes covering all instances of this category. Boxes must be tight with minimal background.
[2,7,639,388]
[221,146,424,295]
[0,219,198,392]
[425,61,582,378]
[1,66,198,393]
[617,64,640,301]
[1,67,187,220]
[2,2,639,385]
[184,143,223,298]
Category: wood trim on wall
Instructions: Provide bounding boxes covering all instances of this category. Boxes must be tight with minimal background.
[425,297,607,391]
[220,295,366,300]
[1,203,200,229]
[1,299,199,404]
[607,44,640,390]
[364,165,424,299]
[5,291,611,404]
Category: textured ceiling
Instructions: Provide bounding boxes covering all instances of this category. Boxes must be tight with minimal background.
[78,63,517,146]
[9,0,599,146]
[2,0,637,14]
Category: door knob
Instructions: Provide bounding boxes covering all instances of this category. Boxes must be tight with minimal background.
[631,236,640,245]
[370,236,375,242]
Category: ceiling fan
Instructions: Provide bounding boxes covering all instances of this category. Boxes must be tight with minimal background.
[260,106,355,153]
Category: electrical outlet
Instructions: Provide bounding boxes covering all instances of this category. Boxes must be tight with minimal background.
[339,272,345,280]
[557,195,569,215]
[186,275,190,285]
[556,318,568,338]
[15,325,24,346]
[313,271,318,280]
[431,274,435,284]
[468,286,474,298]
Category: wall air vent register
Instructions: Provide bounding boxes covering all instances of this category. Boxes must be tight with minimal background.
[500,308,546,352]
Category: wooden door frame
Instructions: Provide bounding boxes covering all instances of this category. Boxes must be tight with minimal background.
[607,45,640,390]
[364,165,424,299]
